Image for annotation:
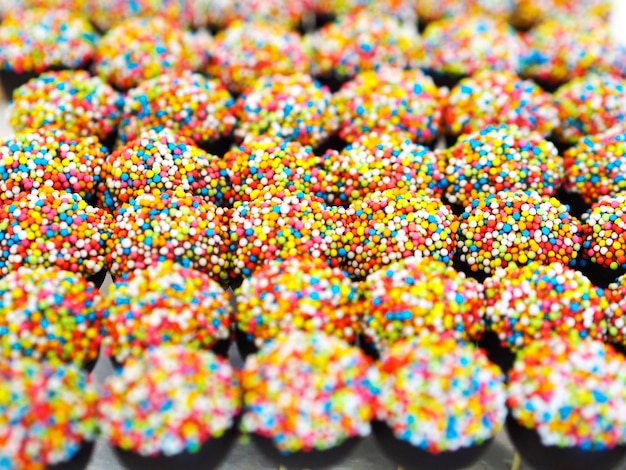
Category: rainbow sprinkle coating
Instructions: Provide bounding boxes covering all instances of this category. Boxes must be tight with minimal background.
[512,0,612,30]
[225,136,322,203]
[563,126,626,205]
[10,71,123,141]
[329,67,444,145]
[0,9,97,74]
[442,125,564,207]
[120,71,237,146]
[241,331,377,453]
[508,336,626,449]
[100,129,232,209]
[553,74,626,145]
[99,346,241,456]
[376,334,506,453]
[362,257,485,352]
[443,71,559,138]
[236,255,360,347]
[416,0,514,23]
[605,273,626,344]
[422,16,522,77]
[229,191,347,278]
[0,358,98,469]
[197,0,308,30]
[484,262,607,351]
[319,132,445,205]
[0,266,102,367]
[94,17,205,90]
[106,190,230,283]
[234,74,335,148]
[307,12,423,80]
[457,190,582,275]
[581,195,626,271]
[207,22,310,94]
[344,188,458,279]
[0,188,112,277]
[0,129,106,203]
[102,261,231,363]
[87,0,198,31]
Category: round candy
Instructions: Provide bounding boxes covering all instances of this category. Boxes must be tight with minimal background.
[0,187,112,277]
[553,74,626,145]
[10,70,123,141]
[87,0,197,31]
[416,0,514,23]
[95,16,206,90]
[120,71,237,147]
[319,132,445,206]
[0,266,102,367]
[234,73,335,148]
[0,8,97,74]
[329,67,444,145]
[236,255,360,347]
[0,358,98,468]
[99,346,241,456]
[442,125,563,207]
[343,188,458,279]
[508,336,626,449]
[457,190,582,275]
[224,136,322,203]
[423,16,522,77]
[443,71,559,138]
[362,257,485,353]
[241,331,377,453]
[605,274,626,344]
[206,22,310,94]
[377,334,506,453]
[229,191,347,278]
[0,129,106,203]
[307,11,423,80]
[106,190,230,284]
[484,262,607,351]
[102,261,231,364]
[100,129,232,209]
[580,195,626,272]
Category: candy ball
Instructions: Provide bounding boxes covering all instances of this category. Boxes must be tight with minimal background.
[580,195,626,272]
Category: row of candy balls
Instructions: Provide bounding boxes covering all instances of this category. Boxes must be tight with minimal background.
[2,317,626,467]
[0,9,624,94]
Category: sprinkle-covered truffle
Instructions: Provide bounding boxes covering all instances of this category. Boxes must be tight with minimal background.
[0,9,97,74]
[329,67,444,145]
[344,189,458,279]
[508,336,626,449]
[423,16,522,77]
[102,261,231,364]
[0,358,98,468]
[120,71,236,146]
[442,125,564,207]
[107,190,230,283]
[236,255,359,347]
[0,129,106,203]
[581,195,626,272]
[319,132,445,205]
[484,262,607,351]
[457,190,582,275]
[362,257,484,353]
[234,74,335,148]
[0,188,112,277]
[553,74,626,145]
[0,266,102,367]
[94,17,205,90]
[100,129,231,209]
[377,334,506,453]
[207,22,310,94]
[604,274,626,344]
[308,12,423,80]
[443,71,559,138]
[10,71,123,141]
[241,331,376,453]
[99,346,241,456]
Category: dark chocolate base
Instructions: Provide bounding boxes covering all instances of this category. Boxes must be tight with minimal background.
[48,440,95,470]
[314,73,350,93]
[576,261,626,289]
[373,421,493,470]
[506,415,626,470]
[476,331,516,375]
[444,134,459,148]
[199,135,235,158]
[250,433,360,469]
[422,70,466,90]
[235,329,259,359]
[313,134,349,154]
[358,334,380,361]
[86,269,107,289]
[554,188,590,220]
[112,425,237,470]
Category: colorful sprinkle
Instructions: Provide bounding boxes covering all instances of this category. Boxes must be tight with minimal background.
[580,195,626,271]
[87,0,198,31]
[416,0,514,23]
[605,273,626,344]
